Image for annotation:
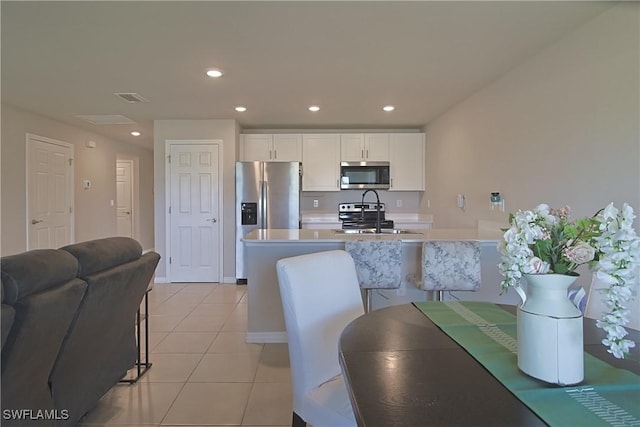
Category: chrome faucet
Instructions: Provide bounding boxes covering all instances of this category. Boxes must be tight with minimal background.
[361,189,382,233]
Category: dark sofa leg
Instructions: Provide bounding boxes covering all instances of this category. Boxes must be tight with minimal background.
[292,411,306,427]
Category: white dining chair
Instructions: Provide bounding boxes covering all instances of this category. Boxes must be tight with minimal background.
[409,241,481,301]
[276,250,363,427]
[345,240,402,312]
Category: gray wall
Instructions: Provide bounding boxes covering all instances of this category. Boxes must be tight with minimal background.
[1,104,155,255]
[422,4,639,231]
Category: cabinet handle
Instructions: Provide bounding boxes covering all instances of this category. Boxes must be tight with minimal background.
[274,150,277,160]
[361,149,364,159]
[366,149,369,158]
[269,149,273,160]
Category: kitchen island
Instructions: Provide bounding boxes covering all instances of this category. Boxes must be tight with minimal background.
[243,228,516,343]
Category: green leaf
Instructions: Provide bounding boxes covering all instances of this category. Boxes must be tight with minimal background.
[554,263,570,275]
[564,224,578,239]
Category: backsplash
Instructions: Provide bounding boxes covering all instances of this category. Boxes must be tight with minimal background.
[301,190,422,213]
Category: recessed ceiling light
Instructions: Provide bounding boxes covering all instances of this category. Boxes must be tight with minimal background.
[206,69,223,78]
[235,106,247,112]
[383,105,395,112]
[131,131,141,136]
[308,105,320,112]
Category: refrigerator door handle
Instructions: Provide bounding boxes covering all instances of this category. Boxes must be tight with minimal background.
[263,180,268,228]
[259,180,266,229]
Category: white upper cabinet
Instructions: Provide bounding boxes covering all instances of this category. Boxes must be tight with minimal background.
[302,134,341,191]
[242,132,425,192]
[241,134,272,161]
[340,134,389,161]
[273,134,302,161]
[389,133,425,191]
[364,134,390,161]
[240,134,302,162]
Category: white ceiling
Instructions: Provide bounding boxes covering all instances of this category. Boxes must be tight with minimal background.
[1,1,612,149]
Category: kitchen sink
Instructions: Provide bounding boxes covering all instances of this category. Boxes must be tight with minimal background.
[334,228,419,235]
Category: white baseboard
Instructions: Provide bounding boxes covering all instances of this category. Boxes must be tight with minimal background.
[223,276,238,284]
[154,276,168,283]
[246,332,287,343]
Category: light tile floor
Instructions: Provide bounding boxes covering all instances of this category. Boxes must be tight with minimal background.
[78,283,292,427]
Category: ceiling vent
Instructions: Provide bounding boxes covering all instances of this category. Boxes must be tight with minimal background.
[75,114,136,125]
[115,92,149,103]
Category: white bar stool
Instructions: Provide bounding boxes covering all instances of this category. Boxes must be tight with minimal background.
[345,240,402,312]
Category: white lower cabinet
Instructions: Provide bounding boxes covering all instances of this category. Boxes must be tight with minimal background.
[302,134,341,191]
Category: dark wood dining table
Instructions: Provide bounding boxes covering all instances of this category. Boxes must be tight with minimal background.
[338,303,640,427]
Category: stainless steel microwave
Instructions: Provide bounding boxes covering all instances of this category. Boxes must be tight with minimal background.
[340,161,390,190]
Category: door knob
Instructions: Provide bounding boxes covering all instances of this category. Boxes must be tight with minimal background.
[206,218,218,223]
[31,219,43,225]
[125,211,131,215]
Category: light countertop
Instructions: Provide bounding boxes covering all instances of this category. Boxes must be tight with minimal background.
[242,228,503,244]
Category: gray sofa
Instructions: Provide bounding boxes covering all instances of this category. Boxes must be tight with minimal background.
[1,237,160,426]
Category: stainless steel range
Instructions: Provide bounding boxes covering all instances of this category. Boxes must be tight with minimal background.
[338,202,394,230]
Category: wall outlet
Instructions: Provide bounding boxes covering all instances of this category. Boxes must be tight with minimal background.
[313,199,319,208]
[396,199,402,208]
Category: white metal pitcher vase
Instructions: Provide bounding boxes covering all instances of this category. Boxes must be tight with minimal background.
[515,274,584,385]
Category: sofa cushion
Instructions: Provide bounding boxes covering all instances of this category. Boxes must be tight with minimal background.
[1,278,87,425]
[50,251,160,426]
[1,249,79,304]
[1,280,15,349]
[61,237,142,276]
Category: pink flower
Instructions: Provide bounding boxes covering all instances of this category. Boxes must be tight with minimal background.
[523,257,550,274]
[564,242,596,265]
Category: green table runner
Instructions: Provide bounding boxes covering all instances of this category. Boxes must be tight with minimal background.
[413,301,640,427]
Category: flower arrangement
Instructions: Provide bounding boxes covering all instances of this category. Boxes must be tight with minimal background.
[498,203,640,358]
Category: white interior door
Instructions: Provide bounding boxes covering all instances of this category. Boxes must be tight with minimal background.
[116,160,133,237]
[27,134,74,249]
[169,143,220,282]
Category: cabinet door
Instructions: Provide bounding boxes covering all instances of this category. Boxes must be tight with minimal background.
[340,134,365,161]
[272,134,302,162]
[389,133,425,191]
[241,134,273,161]
[302,134,341,191]
[364,134,390,161]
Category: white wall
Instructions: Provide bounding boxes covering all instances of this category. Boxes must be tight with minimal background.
[1,104,155,255]
[153,119,240,282]
[422,4,639,232]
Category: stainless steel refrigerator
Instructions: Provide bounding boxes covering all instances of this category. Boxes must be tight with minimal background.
[235,161,300,283]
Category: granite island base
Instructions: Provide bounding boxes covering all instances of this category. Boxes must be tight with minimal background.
[242,228,519,343]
